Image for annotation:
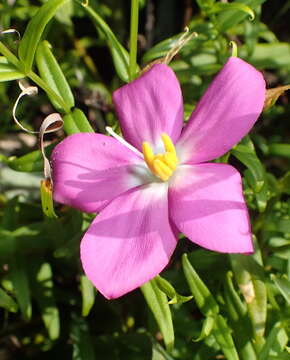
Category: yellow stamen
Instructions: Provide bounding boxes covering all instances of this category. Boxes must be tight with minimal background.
[142,133,178,181]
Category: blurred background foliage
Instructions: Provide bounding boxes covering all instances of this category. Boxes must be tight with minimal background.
[0,0,289,359]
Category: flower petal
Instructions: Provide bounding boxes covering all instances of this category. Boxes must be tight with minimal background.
[113,64,183,152]
[51,133,151,213]
[177,57,265,164]
[80,183,177,299]
[169,163,253,253]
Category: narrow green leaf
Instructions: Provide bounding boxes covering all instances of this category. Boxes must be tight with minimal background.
[1,196,19,231]
[80,275,95,317]
[259,322,288,360]
[33,262,60,340]
[231,136,265,193]
[182,254,219,316]
[224,272,258,360]
[9,256,32,320]
[80,3,131,82]
[230,251,267,348]
[71,315,96,360]
[18,0,69,73]
[212,315,240,360]
[141,278,174,351]
[217,0,266,32]
[208,2,255,20]
[63,108,94,134]
[271,275,290,304]
[0,287,18,312]
[36,40,74,111]
[268,144,290,158]
[182,254,239,360]
[193,315,215,342]
[155,275,193,304]
[247,43,290,68]
[0,61,24,81]
[6,143,56,173]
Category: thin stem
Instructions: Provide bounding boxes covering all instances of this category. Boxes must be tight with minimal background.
[0,41,70,114]
[129,0,139,81]
[27,71,70,114]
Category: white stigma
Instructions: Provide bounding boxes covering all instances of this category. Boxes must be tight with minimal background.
[105,126,143,158]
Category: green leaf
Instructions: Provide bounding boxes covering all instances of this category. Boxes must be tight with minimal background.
[80,3,131,82]
[212,315,240,360]
[0,61,24,81]
[271,275,290,304]
[18,0,70,73]
[224,272,257,360]
[216,0,266,32]
[36,40,75,111]
[155,275,193,304]
[80,275,95,317]
[208,2,255,21]
[193,315,215,342]
[0,287,18,312]
[183,254,239,360]
[141,278,174,351]
[259,322,288,360]
[9,256,32,320]
[182,254,219,316]
[247,43,290,68]
[63,108,94,135]
[231,136,265,193]
[32,262,60,340]
[268,144,290,158]
[230,251,267,348]
[6,142,56,172]
[71,315,96,360]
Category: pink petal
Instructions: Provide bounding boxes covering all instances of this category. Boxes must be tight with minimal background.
[80,183,177,299]
[51,133,151,213]
[177,57,265,164]
[169,163,253,253]
[113,64,183,151]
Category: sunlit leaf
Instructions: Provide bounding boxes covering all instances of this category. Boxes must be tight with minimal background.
[36,40,75,111]
[9,256,32,320]
[18,0,70,73]
[80,275,96,317]
[0,287,18,312]
[141,278,174,351]
[80,3,131,82]
[32,262,60,340]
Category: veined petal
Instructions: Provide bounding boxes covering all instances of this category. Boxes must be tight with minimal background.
[80,183,177,299]
[177,57,266,164]
[113,64,183,152]
[51,133,151,213]
[169,163,253,253]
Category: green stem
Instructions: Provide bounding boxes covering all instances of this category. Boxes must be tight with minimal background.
[27,71,70,114]
[129,0,139,81]
[0,41,70,114]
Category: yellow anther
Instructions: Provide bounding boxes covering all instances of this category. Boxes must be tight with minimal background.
[142,142,155,172]
[161,133,177,157]
[153,159,172,181]
[163,152,177,170]
[142,133,178,181]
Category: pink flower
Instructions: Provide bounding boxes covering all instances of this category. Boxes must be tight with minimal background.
[51,57,265,299]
